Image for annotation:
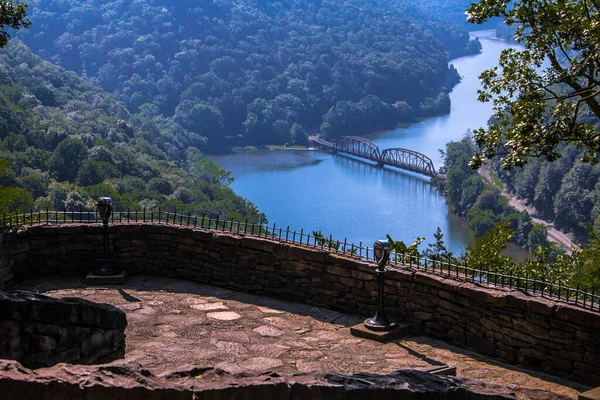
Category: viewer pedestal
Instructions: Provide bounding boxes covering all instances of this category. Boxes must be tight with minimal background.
[350,321,410,342]
[85,270,127,285]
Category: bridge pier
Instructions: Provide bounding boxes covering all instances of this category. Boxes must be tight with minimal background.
[376,161,385,168]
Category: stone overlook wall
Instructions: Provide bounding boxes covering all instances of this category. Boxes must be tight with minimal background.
[0,361,570,400]
[0,290,126,368]
[2,224,600,385]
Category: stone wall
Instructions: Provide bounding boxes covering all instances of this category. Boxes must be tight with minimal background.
[0,360,570,400]
[0,290,127,368]
[2,224,600,385]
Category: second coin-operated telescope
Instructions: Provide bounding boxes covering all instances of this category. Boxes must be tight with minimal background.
[364,239,397,331]
[97,197,113,226]
[95,197,115,275]
[374,239,390,268]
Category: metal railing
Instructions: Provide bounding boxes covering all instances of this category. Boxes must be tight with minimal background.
[2,209,599,312]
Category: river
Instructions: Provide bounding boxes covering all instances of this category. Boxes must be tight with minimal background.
[213,30,525,257]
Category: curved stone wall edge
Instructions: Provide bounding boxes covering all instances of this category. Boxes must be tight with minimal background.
[2,223,600,385]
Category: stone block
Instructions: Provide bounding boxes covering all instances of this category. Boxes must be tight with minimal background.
[572,367,600,387]
[513,319,550,340]
[500,327,538,345]
[578,331,600,346]
[413,311,434,321]
[0,320,20,336]
[287,245,327,262]
[325,265,351,277]
[466,333,495,356]
[30,335,56,353]
[579,387,600,400]
[556,304,600,329]
[147,233,171,241]
[212,233,241,247]
[32,323,61,337]
[480,318,501,333]
[585,351,600,367]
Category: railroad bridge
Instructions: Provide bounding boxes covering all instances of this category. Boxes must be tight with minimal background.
[308,136,437,177]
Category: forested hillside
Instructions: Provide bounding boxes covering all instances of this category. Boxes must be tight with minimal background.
[18,0,480,148]
[491,147,600,244]
[416,0,498,29]
[438,137,544,249]
[0,39,264,221]
[439,133,600,247]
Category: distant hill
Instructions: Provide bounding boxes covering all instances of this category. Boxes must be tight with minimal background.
[410,0,500,30]
[17,0,481,148]
[0,39,264,221]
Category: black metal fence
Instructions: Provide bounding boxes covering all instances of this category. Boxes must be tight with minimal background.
[2,208,599,312]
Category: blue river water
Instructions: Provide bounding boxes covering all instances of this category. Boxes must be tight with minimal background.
[213,31,524,256]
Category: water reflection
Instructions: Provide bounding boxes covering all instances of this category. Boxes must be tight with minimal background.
[213,31,529,258]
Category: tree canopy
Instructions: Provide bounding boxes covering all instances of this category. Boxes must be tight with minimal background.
[0,40,264,222]
[0,1,30,48]
[467,0,600,169]
[17,0,481,148]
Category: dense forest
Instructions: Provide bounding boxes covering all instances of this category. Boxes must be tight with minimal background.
[17,0,481,149]
[417,0,498,29]
[439,133,600,248]
[0,39,264,221]
[490,147,600,244]
[437,136,549,250]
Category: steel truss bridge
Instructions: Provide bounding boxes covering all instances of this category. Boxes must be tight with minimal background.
[308,136,437,177]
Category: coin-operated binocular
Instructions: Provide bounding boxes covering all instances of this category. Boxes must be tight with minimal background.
[97,197,113,226]
[374,239,390,270]
[364,239,397,331]
[95,197,116,276]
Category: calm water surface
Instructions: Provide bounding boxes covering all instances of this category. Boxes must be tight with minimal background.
[214,31,524,256]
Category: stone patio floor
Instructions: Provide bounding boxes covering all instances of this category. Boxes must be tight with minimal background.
[14,275,590,399]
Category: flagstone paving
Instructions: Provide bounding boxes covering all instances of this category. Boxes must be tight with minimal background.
[15,276,589,399]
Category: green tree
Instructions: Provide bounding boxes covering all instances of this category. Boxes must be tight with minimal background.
[76,159,121,187]
[467,1,600,169]
[423,227,455,262]
[465,221,516,274]
[0,1,30,48]
[0,186,34,212]
[47,138,89,182]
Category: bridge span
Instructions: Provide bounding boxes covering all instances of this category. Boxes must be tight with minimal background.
[308,136,437,177]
